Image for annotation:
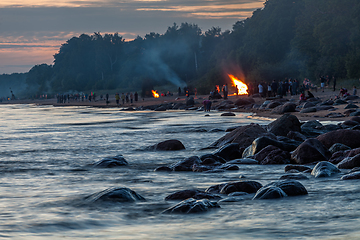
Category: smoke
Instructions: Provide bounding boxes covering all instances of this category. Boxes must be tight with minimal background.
[141,49,187,88]
[0,74,28,99]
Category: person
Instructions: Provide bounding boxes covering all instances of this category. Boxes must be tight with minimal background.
[333,76,336,91]
[130,92,134,103]
[339,87,348,97]
[271,80,278,97]
[223,84,228,100]
[134,92,138,102]
[178,87,181,96]
[320,76,326,92]
[267,84,272,97]
[203,99,212,112]
[353,86,357,96]
[115,93,120,105]
[106,93,109,105]
[125,93,129,103]
[258,83,264,97]
[235,85,239,96]
[307,90,314,99]
[121,93,125,104]
[194,88,197,98]
[300,92,306,101]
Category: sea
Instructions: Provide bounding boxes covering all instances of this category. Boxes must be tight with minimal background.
[1,104,360,239]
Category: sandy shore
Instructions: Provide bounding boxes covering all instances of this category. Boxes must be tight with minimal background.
[0,88,353,122]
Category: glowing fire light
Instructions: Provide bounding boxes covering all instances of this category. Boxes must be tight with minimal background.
[152,90,159,98]
[228,74,248,95]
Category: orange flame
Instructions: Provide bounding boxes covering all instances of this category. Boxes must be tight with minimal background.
[152,90,159,98]
[228,74,248,95]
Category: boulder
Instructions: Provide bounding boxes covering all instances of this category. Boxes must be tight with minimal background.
[279,173,309,180]
[325,113,345,118]
[341,120,359,127]
[291,138,331,164]
[153,139,185,151]
[253,145,291,165]
[227,158,259,164]
[337,153,360,169]
[84,187,146,203]
[271,102,297,114]
[267,101,282,109]
[311,161,341,178]
[284,165,313,173]
[287,131,307,142]
[345,104,359,109]
[154,166,173,172]
[171,156,201,171]
[234,97,255,106]
[212,143,243,161]
[215,100,234,110]
[317,129,360,148]
[154,106,167,111]
[329,143,351,154]
[267,114,301,137]
[92,155,128,168]
[350,116,360,124]
[341,171,360,180]
[350,111,360,117]
[333,99,348,105]
[301,102,316,109]
[205,180,262,194]
[300,107,317,113]
[162,198,220,214]
[221,112,236,116]
[186,97,195,106]
[199,154,226,164]
[209,123,267,148]
[253,179,307,199]
[253,186,287,199]
[165,189,222,201]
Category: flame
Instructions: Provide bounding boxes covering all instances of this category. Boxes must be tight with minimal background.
[228,74,248,95]
[152,90,159,98]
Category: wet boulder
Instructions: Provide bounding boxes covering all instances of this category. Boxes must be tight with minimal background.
[92,155,128,168]
[284,165,313,173]
[311,161,340,178]
[165,189,222,201]
[333,99,348,105]
[279,173,309,180]
[287,131,307,142]
[253,186,287,199]
[171,156,201,171]
[267,101,282,109]
[84,187,146,203]
[186,97,195,106]
[350,116,360,124]
[345,104,359,109]
[329,143,351,154]
[300,107,317,113]
[341,171,360,180]
[209,123,267,148]
[153,139,185,151]
[154,166,173,172]
[253,145,291,165]
[267,114,301,137]
[221,112,236,116]
[271,102,297,114]
[213,143,243,161]
[162,198,220,214]
[317,129,360,149]
[205,180,262,195]
[227,158,259,165]
[234,97,255,106]
[200,154,226,164]
[337,153,360,169]
[215,100,235,110]
[243,136,297,158]
[291,138,331,164]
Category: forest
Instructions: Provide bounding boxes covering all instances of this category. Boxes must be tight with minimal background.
[1,0,360,98]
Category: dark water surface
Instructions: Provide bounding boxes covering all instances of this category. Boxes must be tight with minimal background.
[1,104,360,239]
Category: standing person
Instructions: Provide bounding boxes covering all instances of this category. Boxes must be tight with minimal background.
[258,83,264,98]
[106,93,109,105]
[121,93,125,105]
[178,87,181,96]
[125,93,129,103]
[271,80,278,97]
[267,84,272,97]
[194,88,197,98]
[320,76,325,92]
[130,92,134,103]
[353,86,357,96]
[93,93,96,102]
[115,93,120,105]
[333,76,336,91]
[134,92,138,102]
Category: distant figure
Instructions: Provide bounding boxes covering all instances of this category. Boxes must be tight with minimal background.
[307,90,314,99]
[134,92,138,102]
[267,84,272,97]
[339,87,348,97]
[223,84,228,100]
[178,87,181,96]
[353,86,357,96]
[130,92,134,103]
[106,93,109,103]
[125,93,129,103]
[194,88,197,98]
[258,83,264,97]
[235,85,238,96]
[121,93,125,104]
[333,76,336,91]
[320,76,326,92]
[203,99,212,112]
[115,93,119,105]
[300,92,306,101]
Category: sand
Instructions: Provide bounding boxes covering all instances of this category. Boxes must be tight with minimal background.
[0,88,354,122]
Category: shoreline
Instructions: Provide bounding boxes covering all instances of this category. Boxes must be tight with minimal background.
[0,88,355,122]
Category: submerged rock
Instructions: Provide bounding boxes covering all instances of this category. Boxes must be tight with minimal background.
[165,189,222,201]
[284,165,312,173]
[279,173,309,180]
[84,187,146,203]
[153,139,186,151]
[341,171,360,180]
[253,145,291,165]
[205,180,262,195]
[171,156,201,171]
[254,179,307,199]
[311,161,340,178]
[162,198,220,214]
[337,153,360,169]
[92,155,128,168]
[213,143,243,161]
[253,186,287,199]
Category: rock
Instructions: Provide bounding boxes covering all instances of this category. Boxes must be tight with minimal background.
[253,179,307,199]
[333,99,348,105]
[317,129,360,148]
[234,97,255,106]
[171,156,201,171]
[337,153,360,169]
[200,154,227,164]
[154,106,167,111]
[287,131,307,142]
[343,95,360,101]
[280,173,309,180]
[311,161,341,178]
[84,187,146,203]
[153,139,185,151]
[301,102,316,109]
[329,143,351,154]
[92,155,128,168]
[341,171,360,180]
[267,114,301,137]
[253,145,291,165]
[253,186,287,199]
[162,198,220,214]
[215,100,235,110]
[345,104,359,109]
[242,136,296,158]
[271,102,297,114]
[227,158,259,164]
[316,105,335,111]
[209,123,267,148]
[285,165,313,173]
[329,147,360,164]
[165,189,222,201]
[350,116,360,124]
[300,107,317,113]
[154,166,173,172]
[321,100,334,105]
[267,101,282,109]
[350,111,360,117]
[325,113,345,118]
[212,143,243,161]
[291,138,331,164]
[221,112,236,116]
[205,180,263,194]
[186,97,195,106]
[341,120,359,127]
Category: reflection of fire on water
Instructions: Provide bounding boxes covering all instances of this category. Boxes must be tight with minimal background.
[152,90,159,98]
[228,74,248,95]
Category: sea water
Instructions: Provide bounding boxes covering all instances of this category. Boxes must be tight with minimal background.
[0,104,360,239]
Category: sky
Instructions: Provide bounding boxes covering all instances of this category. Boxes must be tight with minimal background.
[0,0,265,74]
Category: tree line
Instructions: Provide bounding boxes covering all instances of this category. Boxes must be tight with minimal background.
[2,0,360,98]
